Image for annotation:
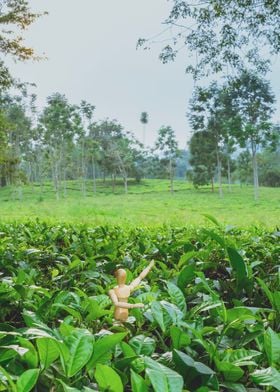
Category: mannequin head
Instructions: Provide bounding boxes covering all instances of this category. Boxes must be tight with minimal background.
[115,268,127,285]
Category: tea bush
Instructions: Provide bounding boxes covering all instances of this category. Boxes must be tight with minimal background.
[0,220,279,391]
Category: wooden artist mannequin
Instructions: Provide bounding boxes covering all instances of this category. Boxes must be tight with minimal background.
[109,260,154,322]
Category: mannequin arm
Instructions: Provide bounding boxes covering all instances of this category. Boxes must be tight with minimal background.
[129,260,155,291]
[109,289,144,309]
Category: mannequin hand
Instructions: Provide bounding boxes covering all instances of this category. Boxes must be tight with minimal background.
[133,303,144,308]
[149,260,155,268]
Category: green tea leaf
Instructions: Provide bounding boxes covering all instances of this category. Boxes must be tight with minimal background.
[66,334,93,377]
[170,326,191,350]
[129,335,155,356]
[167,282,186,313]
[217,361,244,382]
[145,357,183,392]
[95,364,123,392]
[16,369,40,392]
[89,332,127,367]
[264,327,280,366]
[37,338,60,370]
[177,265,195,290]
[131,369,148,392]
[151,301,166,333]
[227,247,248,288]
[251,367,280,391]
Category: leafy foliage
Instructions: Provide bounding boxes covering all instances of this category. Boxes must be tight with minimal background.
[138,0,280,78]
[0,221,279,390]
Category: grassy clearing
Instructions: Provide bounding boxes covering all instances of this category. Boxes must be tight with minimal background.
[0,179,279,227]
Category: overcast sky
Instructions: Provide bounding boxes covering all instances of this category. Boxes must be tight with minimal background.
[6,0,280,148]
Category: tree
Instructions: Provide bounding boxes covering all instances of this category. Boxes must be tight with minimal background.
[0,109,11,187]
[138,0,280,78]
[236,150,252,186]
[258,135,280,187]
[38,93,82,199]
[229,71,275,200]
[189,82,237,196]
[0,0,46,89]
[188,130,217,190]
[140,111,148,146]
[78,100,95,197]
[0,92,34,194]
[155,126,179,192]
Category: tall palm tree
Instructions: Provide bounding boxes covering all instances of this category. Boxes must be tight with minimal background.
[140,112,148,146]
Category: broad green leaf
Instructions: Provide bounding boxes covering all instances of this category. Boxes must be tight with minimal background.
[251,367,280,391]
[226,307,256,323]
[227,247,248,288]
[52,304,82,322]
[222,348,261,367]
[94,364,123,392]
[66,334,93,377]
[16,369,40,392]
[0,365,17,392]
[120,341,136,357]
[170,326,191,350]
[167,282,186,313]
[178,252,197,268]
[0,345,28,357]
[160,301,183,326]
[177,265,195,290]
[264,327,280,366]
[57,341,70,375]
[151,301,166,333]
[145,357,183,392]
[202,229,225,247]
[18,338,38,368]
[273,291,280,312]
[89,332,127,367]
[57,380,81,392]
[256,277,274,307]
[114,356,138,371]
[85,299,109,321]
[131,369,148,392]
[129,335,155,356]
[37,338,60,370]
[202,214,221,226]
[173,349,214,378]
[220,382,246,392]
[146,369,169,392]
[217,362,244,382]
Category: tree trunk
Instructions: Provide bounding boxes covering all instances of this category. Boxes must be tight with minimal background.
[251,140,259,200]
[169,157,174,193]
[81,140,86,197]
[142,124,146,146]
[112,173,116,193]
[53,160,59,200]
[124,175,128,194]
[92,157,96,194]
[227,156,232,192]
[216,148,223,197]
[211,177,214,192]
[63,168,67,198]
[0,175,7,187]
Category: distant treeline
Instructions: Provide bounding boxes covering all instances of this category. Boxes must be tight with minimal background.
[0,79,279,201]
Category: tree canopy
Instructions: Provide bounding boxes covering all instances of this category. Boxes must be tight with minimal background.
[0,0,45,89]
[138,0,280,78]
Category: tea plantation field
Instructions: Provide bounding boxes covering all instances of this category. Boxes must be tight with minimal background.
[0,221,279,391]
[0,180,279,227]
